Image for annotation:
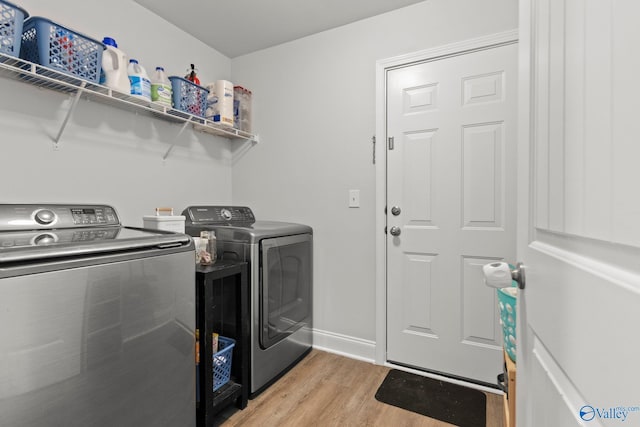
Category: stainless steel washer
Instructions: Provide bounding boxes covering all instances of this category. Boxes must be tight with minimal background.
[0,204,196,427]
[183,206,312,396]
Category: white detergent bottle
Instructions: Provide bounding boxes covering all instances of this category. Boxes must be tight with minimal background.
[101,37,130,94]
[151,66,172,107]
[128,59,151,100]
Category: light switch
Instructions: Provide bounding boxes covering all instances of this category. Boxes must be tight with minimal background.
[349,190,360,208]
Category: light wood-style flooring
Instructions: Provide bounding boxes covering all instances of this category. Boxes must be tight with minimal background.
[214,349,504,427]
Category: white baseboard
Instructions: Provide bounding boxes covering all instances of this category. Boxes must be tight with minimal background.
[312,328,376,363]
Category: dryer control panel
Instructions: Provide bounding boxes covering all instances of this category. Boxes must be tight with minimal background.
[182,206,256,226]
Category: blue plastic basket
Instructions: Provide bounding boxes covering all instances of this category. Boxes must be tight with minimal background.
[497,285,517,362]
[213,336,234,392]
[20,17,103,83]
[0,0,28,58]
[169,76,208,117]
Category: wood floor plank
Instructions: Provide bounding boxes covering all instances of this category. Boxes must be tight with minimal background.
[215,349,504,427]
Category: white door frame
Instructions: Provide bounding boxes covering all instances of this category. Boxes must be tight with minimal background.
[374,29,519,367]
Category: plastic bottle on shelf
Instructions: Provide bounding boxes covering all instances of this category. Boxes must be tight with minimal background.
[184,64,204,116]
[128,59,151,100]
[185,63,201,85]
[101,37,131,94]
[233,85,252,133]
[151,66,172,107]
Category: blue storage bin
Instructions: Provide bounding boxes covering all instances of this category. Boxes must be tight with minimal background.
[169,76,208,117]
[20,17,103,83]
[0,0,28,58]
[213,336,235,391]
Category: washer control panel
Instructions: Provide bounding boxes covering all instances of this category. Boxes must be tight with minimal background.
[0,204,120,231]
[70,207,118,226]
[183,206,255,225]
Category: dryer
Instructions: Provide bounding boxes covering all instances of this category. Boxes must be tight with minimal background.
[182,206,312,396]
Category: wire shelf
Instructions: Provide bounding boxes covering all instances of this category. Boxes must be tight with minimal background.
[0,51,258,142]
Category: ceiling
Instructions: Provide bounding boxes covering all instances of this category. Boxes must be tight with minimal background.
[134,0,426,58]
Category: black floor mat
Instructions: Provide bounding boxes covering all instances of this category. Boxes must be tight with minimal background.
[374,369,487,427]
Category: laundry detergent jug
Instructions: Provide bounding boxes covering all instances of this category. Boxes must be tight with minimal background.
[101,37,130,94]
[151,66,172,107]
[128,59,151,100]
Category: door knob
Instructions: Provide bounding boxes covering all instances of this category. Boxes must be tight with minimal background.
[511,262,526,289]
[391,206,401,216]
[389,226,401,236]
[483,261,526,289]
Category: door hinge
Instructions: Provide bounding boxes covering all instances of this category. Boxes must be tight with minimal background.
[372,135,376,164]
[388,136,394,150]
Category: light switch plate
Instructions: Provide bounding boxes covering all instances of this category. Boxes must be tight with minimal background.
[349,190,360,208]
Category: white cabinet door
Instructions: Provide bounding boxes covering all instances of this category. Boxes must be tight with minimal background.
[386,41,518,384]
[517,1,640,425]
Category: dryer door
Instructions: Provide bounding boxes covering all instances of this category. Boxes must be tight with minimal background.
[259,233,312,349]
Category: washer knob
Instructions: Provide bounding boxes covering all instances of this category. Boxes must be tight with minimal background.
[221,209,233,220]
[35,209,56,225]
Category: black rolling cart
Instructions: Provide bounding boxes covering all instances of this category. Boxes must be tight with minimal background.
[196,261,249,426]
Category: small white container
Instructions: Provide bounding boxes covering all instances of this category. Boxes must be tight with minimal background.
[143,214,185,233]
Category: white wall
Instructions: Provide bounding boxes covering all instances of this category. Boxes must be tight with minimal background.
[0,0,234,225]
[0,0,519,361]
[231,0,518,358]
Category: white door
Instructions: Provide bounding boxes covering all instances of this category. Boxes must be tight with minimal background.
[386,41,518,384]
[517,1,640,426]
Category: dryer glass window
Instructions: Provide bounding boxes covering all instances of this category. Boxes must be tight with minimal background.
[260,234,312,349]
